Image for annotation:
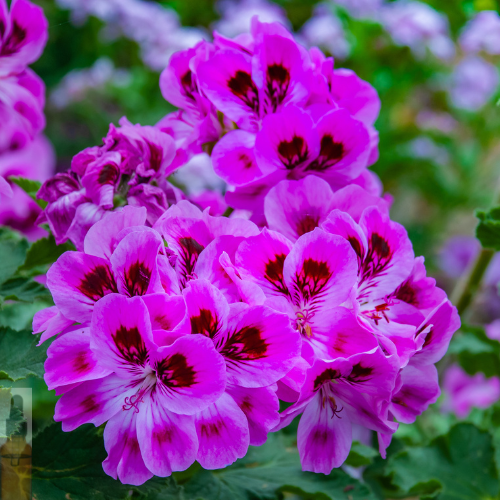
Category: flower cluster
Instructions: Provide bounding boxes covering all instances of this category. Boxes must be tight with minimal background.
[36,118,183,249]
[0,0,55,238]
[36,19,460,484]
[159,18,381,221]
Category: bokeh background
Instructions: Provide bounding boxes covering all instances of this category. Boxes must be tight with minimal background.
[3,0,500,472]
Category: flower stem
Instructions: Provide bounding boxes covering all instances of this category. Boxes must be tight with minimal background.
[451,247,495,316]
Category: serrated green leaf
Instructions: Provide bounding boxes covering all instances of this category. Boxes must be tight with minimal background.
[182,433,376,500]
[385,423,499,500]
[475,207,500,250]
[9,176,47,209]
[345,441,378,467]
[449,326,500,377]
[0,327,49,382]
[0,227,28,285]
[0,276,51,303]
[19,234,74,272]
[32,423,169,500]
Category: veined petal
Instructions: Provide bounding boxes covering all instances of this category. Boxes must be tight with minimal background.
[284,228,358,312]
[44,326,112,391]
[54,374,138,431]
[218,304,301,388]
[84,206,147,260]
[227,384,279,446]
[47,251,117,323]
[137,395,197,477]
[102,409,153,486]
[297,392,352,473]
[110,229,164,297]
[235,228,293,298]
[195,392,250,469]
[183,279,229,339]
[90,294,153,379]
[151,335,226,415]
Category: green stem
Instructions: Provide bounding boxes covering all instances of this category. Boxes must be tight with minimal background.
[451,247,495,316]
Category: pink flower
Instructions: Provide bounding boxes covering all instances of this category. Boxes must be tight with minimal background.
[45,294,226,484]
[183,279,301,466]
[37,118,180,248]
[443,364,500,418]
[0,0,48,76]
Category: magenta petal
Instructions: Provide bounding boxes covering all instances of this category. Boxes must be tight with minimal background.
[84,206,148,260]
[44,326,112,391]
[329,184,389,223]
[32,306,74,345]
[90,294,153,379]
[306,109,370,180]
[264,176,335,242]
[65,202,107,251]
[47,252,117,323]
[0,175,12,198]
[218,304,301,388]
[198,50,260,131]
[253,34,311,115]
[236,228,293,298]
[110,229,164,297]
[391,363,440,424]
[195,392,250,469]
[255,106,319,173]
[103,409,153,485]
[54,374,138,431]
[414,299,460,365]
[297,392,352,473]
[357,207,415,301]
[283,228,358,311]
[183,279,229,339]
[151,334,226,415]
[227,384,279,446]
[137,396,197,477]
[212,130,264,186]
[142,293,188,333]
[310,307,378,359]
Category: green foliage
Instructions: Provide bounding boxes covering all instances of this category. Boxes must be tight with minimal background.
[475,206,500,250]
[0,228,28,285]
[19,234,74,273]
[32,423,165,500]
[384,424,499,500]
[0,328,49,382]
[345,441,378,467]
[449,325,500,378]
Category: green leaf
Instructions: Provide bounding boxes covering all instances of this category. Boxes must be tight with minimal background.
[32,423,168,500]
[475,206,500,250]
[385,423,499,500]
[181,433,376,500]
[19,234,74,272]
[448,325,500,377]
[0,227,28,285]
[0,327,49,382]
[0,276,51,303]
[9,176,47,209]
[345,441,378,467]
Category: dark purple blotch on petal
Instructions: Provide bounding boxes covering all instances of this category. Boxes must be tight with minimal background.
[190,309,222,339]
[313,368,342,390]
[156,353,196,388]
[77,265,118,301]
[294,259,331,302]
[0,22,27,56]
[277,136,309,170]
[264,253,288,295]
[112,326,149,368]
[124,261,152,297]
[306,135,344,172]
[220,326,268,362]
[228,71,260,113]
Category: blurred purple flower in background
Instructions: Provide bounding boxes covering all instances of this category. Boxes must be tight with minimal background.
[330,0,383,19]
[381,1,455,60]
[449,56,499,111]
[460,10,500,56]
[300,4,350,59]
[213,0,289,37]
[56,0,207,71]
[50,58,131,109]
[443,364,500,418]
